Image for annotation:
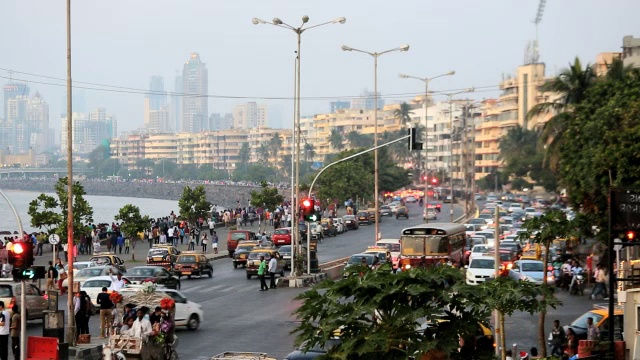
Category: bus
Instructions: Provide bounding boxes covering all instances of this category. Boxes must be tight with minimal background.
[399,223,466,269]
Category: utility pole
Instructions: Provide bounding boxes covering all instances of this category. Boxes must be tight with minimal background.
[65,0,76,346]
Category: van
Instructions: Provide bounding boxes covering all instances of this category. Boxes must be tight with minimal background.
[226,230,257,258]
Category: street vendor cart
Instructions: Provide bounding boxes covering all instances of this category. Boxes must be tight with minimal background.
[104,283,179,360]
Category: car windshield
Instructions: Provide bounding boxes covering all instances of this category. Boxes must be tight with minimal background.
[521,262,544,272]
[127,268,156,277]
[378,243,400,252]
[0,286,11,297]
[357,212,368,217]
[400,236,446,255]
[279,246,291,254]
[470,259,494,269]
[570,311,602,329]
[500,253,512,261]
[148,249,167,256]
[473,246,490,253]
[274,229,289,235]
[348,255,373,265]
[77,268,104,277]
[343,216,355,221]
[248,252,272,260]
[479,214,493,220]
[230,233,248,240]
[470,219,485,225]
[236,245,254,252]
[177,255,196,263]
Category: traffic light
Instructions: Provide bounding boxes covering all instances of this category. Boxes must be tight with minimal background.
[306,212,321,222]
[431,177,439,185]
[408,128,423,151]
[10,241,34,270]
[301,198,315,222]
[626,230,636,242]
[12,266,45,281]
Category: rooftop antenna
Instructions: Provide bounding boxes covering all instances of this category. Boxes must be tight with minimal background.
[531,0,546,64]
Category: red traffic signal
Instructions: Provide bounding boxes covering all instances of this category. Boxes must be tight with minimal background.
[9,241,33,270]
[431,177,438,184]
[302,199,313,208]
[626,231,636,241]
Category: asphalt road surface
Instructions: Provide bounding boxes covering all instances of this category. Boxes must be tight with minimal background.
[23,201,464,359]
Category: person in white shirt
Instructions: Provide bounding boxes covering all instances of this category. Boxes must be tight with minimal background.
[1,261,11,279]
[268,254,278,289]
[0,301,10,360]
[130,307,154,342]
[167,227,175,245]
[108,269,126,291]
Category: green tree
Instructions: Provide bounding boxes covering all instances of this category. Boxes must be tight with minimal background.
[393,102,413,124]
[114,204,151,244]
[96,158,122,178]
[233,164,278,183]
[378,147,412,192]
[346,131,373,149]
[604,57,635,82]
[238,142,251,171]
[269,133,283,161]
[258,144,270,163]
[53,177,94,243]
[178,185,212,228]
[329,129,344,150]
[250,181,284,211]
[518,210,572,357]
[498,126,540,177]
[315,149,373,204]
[88,144,110,171]
[527,57,596,171]
[28,194,62,234]
[303,142,316,162]
[153,160,177,179]
[135,159,156,176]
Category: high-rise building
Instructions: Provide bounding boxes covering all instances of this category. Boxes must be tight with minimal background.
[61,108,117,154]
[232,102,267,129]
[622,35,640,68]
[144,97,171,134]
[351,90,385,111]
[209,113,233,131]
[172,72,182,133]
[26,92,50,152]
[182,53,208,133]
[3,83,29,120]
[330,100,351,113]
[1,91,50,154]
[148,76,166,111]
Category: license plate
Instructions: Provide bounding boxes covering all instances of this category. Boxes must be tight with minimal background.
[153,257,162,261]
[182,271,191,275]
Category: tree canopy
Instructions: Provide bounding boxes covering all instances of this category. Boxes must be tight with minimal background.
[250,181,284,211]
[178,185,212,226]
[114,204,151,240]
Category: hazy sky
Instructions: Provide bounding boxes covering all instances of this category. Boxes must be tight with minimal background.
[2,0,638,134]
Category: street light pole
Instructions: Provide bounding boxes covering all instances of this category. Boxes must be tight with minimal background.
[253,16,346,275]
[342,44,409,243]
[399,71,455,223]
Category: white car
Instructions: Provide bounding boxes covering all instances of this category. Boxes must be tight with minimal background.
[508,203,523,213]
[62,265,124,289]
[405,196,417,203]
[465,256,496,285]
[464,224,476,237]
[388,202,401,214]
[332,218,345,234]
[475,231,496,247]
[119,288,204,330]
[64,261,97,277]
[423,208,437,220]
[468,244,494,263]
[80,275,132,306]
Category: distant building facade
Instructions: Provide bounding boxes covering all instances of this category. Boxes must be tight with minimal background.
[209,113,233,131]
[0,89,50,154]
[232,102,267,129]
[351,90,385,111]
[330,100,350,113]
[61,108,117,154]
[622,35,640,68]
[182,53,208,133]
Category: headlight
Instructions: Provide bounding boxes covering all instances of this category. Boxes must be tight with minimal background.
[547,275,555,282]
[404,264,411,270]
[507,263,513,269]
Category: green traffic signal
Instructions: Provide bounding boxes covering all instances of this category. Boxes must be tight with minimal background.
[304,212,321,222]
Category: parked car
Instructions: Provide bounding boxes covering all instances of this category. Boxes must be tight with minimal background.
[173,252,213,278]
[356,211,372,225]
[342,215,359,230]
[120,288,204,330]
[0,279,48,320]
[125,266,181,289]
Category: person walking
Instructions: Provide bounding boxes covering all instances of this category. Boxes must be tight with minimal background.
[258,256,268,291]
[46,261,57,291]
[124,237,131,254]
[586,317,600,340]
[549,319,566,357]
[56,263,67,295]
[117,233,124,254]
[211,231,218,254]
[591,264,608,300]
[96,287,114,338]
[201,234,208,253]
[208,218,215,236]
[268,254,278,289]
[188,234,195,251]
[0,301,9,360]
[73,291,88,340]
[9,305,19,360]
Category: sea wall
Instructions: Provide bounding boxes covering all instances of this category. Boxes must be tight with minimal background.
[0,179,270,208]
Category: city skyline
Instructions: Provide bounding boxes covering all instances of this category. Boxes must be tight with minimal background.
[1,0,638,134]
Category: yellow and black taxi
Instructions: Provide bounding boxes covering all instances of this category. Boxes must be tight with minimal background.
[232,241,259,268]
[320,219,337,237]
[356,211,372,225]
[564,304,623,340]
[367,208,382,223]
[89,253,126,273]
[173,251,213,278]
[245,248,285,279]
[364,246,390,265]
[396,206,409,219]
[146,245,181,269]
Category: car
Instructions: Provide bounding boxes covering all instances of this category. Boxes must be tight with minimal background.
[343,253,380,278]
[90,253,126,273]
[376,239,401,270]
[478,213,494,225]
[464,224,476,236]
[364,246,389,265]
[423,208,437,220]
[125,266,181,289]
[475,231,496,246]
[499,241,523,258]
[81,275,132,305]
[64,261,97,277]
[487,195,498,202]
[465,256,496,285]
[61,265,124,289]
[320,220,338,237]
[232,241,259,268]
[564,305,623,341]
[468,244,494,263]
[272,227,292,245]
[428,202,442,213]
[245,248,285,279]
[507,260,554,285]
[443,195,453,203]
[283,338,341,360]
[331,218,346,234]
[226,230,257,258]
[367,208,381,223]
[379,205,392,217]
[405,196,417,203]
[524,207,539,218]
[474,194,484,201]
[119,288,204,331]
[0,279,48,320]
[468,218,488,230]
[507,203,523,213]
[173,252,213,278]
[309,222,324,242]
[388,203,401,214]
[396,206,409,219]
[342,215,359,230]
[356,211,372,225]
[146,246,181,270]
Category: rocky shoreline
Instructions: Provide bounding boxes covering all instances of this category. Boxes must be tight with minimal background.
[0,179,270,208]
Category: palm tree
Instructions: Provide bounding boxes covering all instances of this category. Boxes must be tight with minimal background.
[346,131,373,149]
[329,129,344,150]
[604,57,635,82]
[269,133,283,160]
[258,144,270,163]
[527,57,596,171]
[393,102,414,125]
[238,143,251,170]
[303,142,315,162]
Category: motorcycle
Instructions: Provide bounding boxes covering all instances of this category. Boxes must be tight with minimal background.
[553,265,562,287]
[569,270,585,295]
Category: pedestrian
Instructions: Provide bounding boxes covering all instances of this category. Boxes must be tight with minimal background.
[201,234,208,253]
[208,218,215,236]
[93,238,101,254]
[61,242,68,260]
[268,254,278,289]
[211,231,218,254]
[74,292,88,340]
[152,227,159,245]
[258,256,268,291]
[117,233,124,254]
[548,319,566,357]
[159,232,167,245]
[0,301,9,360]
[1,261,11,279]
[46,261,57,291]
[565,328,577,357]
[188,234,195,251]
[586,317,599,340]
[9,305,18,360]
[591,264,608,300]
[96,287,114,338]
[179,227,185,245]
[57,263,67,295]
